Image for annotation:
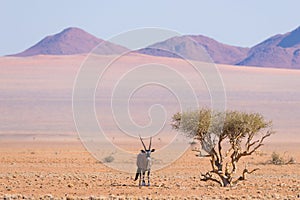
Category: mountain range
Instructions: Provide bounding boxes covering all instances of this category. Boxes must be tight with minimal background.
[9,26,300,69]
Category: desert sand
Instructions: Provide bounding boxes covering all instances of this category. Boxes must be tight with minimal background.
[0,141,299,199]
[0,54,300,199]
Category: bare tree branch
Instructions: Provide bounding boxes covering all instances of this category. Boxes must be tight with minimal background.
[247,139,259,151]
[233,168,260,184]
[238,131,272,160]
[201,172,222,186]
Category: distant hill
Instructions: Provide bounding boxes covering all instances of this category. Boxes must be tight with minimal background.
[238,26,300,69]
[9,26,300,69]
[10,27,128,56]
[137,35,249,65]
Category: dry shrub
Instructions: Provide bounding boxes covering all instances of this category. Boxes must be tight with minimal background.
[271,152,296,165]
[103,155,114,163]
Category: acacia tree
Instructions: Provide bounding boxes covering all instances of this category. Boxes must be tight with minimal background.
[172,108,273,187]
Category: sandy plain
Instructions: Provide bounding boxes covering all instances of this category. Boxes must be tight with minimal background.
[0,141,299,199]
[0,54,300,199]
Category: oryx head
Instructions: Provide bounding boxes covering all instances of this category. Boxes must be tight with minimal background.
[139,136,155,158]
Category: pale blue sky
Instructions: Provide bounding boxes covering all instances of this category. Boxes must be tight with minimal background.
[1,0,300,56]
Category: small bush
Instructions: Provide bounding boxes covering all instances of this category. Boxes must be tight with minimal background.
[103,155,114,163]
[271,152,285,165]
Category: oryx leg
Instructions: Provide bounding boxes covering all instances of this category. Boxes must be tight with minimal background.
[142,171,146,186]
[147,170,151,186]
[135,168,142,188]
[134,168,141,181]
[139,172,142,188]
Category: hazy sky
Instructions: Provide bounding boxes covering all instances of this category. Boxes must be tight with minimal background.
[1,0,300,56]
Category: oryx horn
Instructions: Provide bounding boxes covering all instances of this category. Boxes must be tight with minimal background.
[149,137,152,149]
[139,135,147,150]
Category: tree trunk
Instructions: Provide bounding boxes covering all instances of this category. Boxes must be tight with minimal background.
[221,177,230,187]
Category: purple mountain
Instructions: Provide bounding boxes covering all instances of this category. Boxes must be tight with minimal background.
[9,26,300,69]
[238,26,300,69]
[137,35,249,64]
[11,27,128,56]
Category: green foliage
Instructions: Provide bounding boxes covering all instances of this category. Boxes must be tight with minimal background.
[172,109,272,149]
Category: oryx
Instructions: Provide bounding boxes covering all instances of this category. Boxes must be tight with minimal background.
[134,136,155,187]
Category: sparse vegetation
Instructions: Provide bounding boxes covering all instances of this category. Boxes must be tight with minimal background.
[271,152,285,165]
[103,155,114,163]
[172,108,273,187]
[271,152,296,165]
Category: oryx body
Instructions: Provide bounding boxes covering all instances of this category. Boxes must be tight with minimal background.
[134,136,155,187]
